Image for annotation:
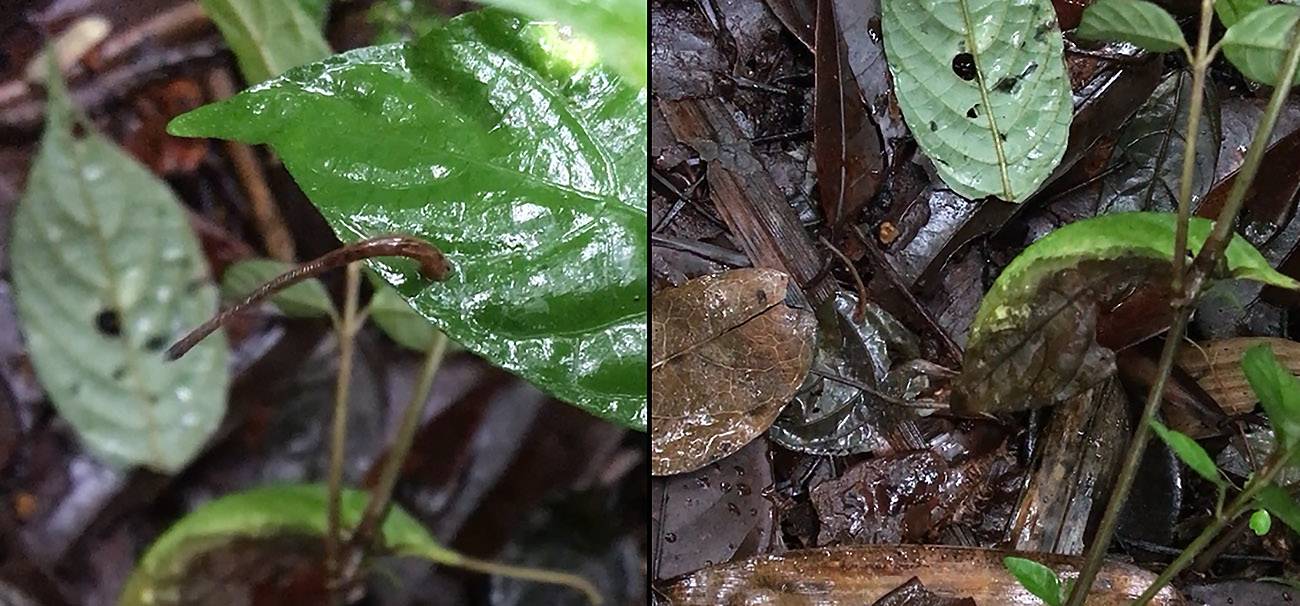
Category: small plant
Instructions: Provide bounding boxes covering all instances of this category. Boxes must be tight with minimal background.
[1004,556,1064,606]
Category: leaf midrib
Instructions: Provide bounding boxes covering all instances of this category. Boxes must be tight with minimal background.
[957,0,1013,200]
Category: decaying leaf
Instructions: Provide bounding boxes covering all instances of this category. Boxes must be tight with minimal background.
[954,213,1299,414]
[874,577,976,606]
[656,544,1186,604]
[769,294,920,456]
[1177,337,1300,416]
[813,0,883,236]
[652,269,816,476]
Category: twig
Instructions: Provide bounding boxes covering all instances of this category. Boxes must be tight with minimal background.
[166,235,449,360]
[818,235,867,321]
[207,69,297,261]
[1065,23,1300,606]
[325,261,363,603]
[340,331,450,587]
[1169,0,1217,293]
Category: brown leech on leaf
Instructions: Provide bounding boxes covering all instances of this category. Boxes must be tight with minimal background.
[166,235,450,360]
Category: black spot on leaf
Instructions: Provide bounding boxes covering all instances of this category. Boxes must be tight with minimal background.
[95,310,122,337]
[145,335,167,352]
[951,53,977,80]
[995,77,1018,93]
[967,105,980,119]
[929,121,938,131]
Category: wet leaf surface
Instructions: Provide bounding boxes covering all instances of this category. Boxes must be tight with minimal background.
[1092,69,1220,214]
[171,10,649,428]
[651,437,774,580]
[813,0,883,237]
[955,213,1298,414]
[881,0,1072,201]
[873,577,976,606]
[651,269,816,475]
[657,544,1187,604]
[769,294,920,456]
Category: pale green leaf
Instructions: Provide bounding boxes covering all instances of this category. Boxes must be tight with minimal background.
[199,0,332,83]
[1242,344,1300,452]
[169,10,647,429]
[475,0,647,86]
[881,0,1072,202]
[1251,509,1273,535]
[1003,556,1062,606]
[1076,0,1188,53]
[367,273,441,351]
[118,484,459,605]
[1216,0,1267,28]
[1149,419,1225,486]
[221,258,335,319]
[1221,5,1300,87]
[11,63,228,472]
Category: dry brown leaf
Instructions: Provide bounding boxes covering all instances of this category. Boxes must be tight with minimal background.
[657,545,1187,604]
[1177,337,1300,415]
[651,269,816,476]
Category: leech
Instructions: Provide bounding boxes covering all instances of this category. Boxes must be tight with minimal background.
[166,235,450,361]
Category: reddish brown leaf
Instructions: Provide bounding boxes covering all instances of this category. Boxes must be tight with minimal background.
[651,269,817,475]
[814,0,883,239]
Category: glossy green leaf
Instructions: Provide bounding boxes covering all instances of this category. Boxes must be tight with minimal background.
[1257,485,1300,536]
[367,272,441,351]
[1221,5,1300,87]
[1149,419,1225,486]
[1251,509,1273,536]
[199,0,332,83]
[170,10,647,429]
[1076,0,1188,53]
[221,258,335,319]
[11,64,228,472]
[955,212,1299,413]
[1003,556,1062,606]
[881,0,1071,202]
[118,484,459,605]
[1216,0,1267,28]
[1242,344,1300,452]
[475,0,647,86]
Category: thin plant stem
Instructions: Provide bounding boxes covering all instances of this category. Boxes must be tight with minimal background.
[447,553,604,605]
[1066,27,1300,606]
[339,331,450,587]
[1170,0,1216,293]
[325,261,363,604]
[1134,450,1289,604]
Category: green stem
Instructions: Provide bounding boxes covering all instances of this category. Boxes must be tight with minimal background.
[325,261,363,603]
[339,331,450,586]
[1170,0,1215,293]
[1065,26,1300,606]
[1134,451,1289,604]
[445,553,604,605]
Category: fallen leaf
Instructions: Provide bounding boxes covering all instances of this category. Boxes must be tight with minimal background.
[656,544,1187,604]
[1178,337,1300,416]
[652,269,816,475]
[874,577,976,606]
[814,0,883,237]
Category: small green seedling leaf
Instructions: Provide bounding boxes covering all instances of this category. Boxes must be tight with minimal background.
[1251,509,1273,536]
[119,484,600,605]
[199,0,332,83]
[954,212,1298,414]
[1076,0,1188,54]
[1257,485,1300,536]
[1216,0,1268,28]
[1150,419,1225,486]
[1242,344,1300,453]
[1221,5,1300,87]
[1004,556,1063,606]
[473,0,646,86]
[170,10,647,429]
[221,258,335,319]
[881,0,1072,202]
[11,59,228,472]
